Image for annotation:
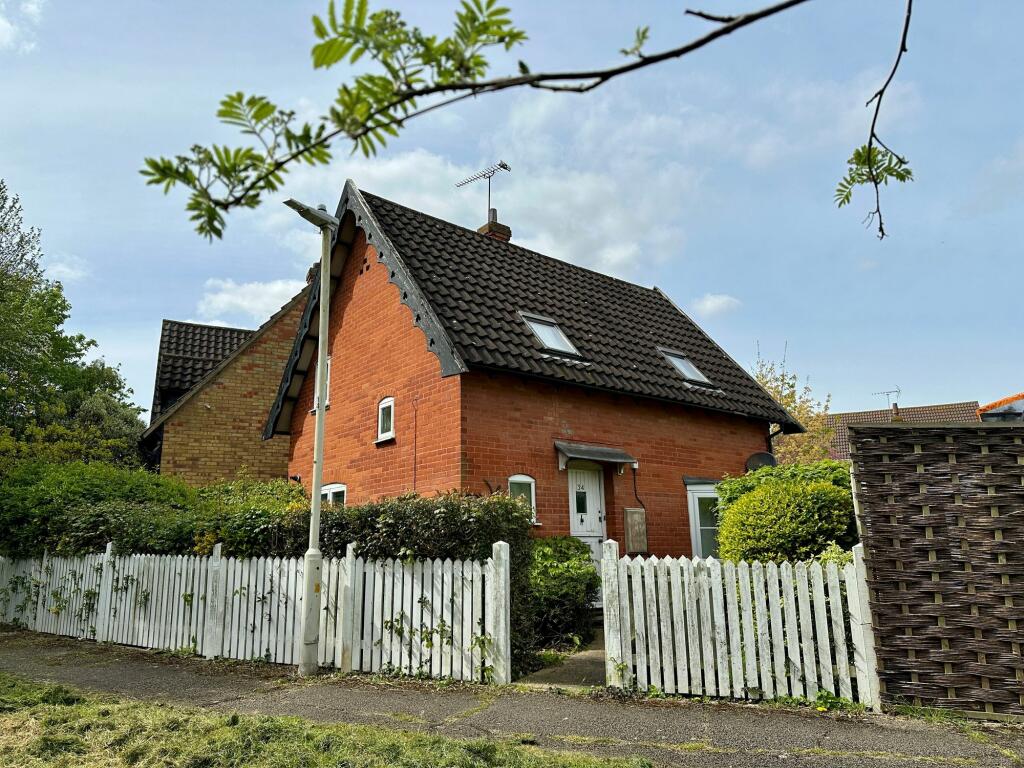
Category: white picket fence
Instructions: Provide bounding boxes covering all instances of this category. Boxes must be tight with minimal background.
[0,541,511,683]
[600,540,880,709]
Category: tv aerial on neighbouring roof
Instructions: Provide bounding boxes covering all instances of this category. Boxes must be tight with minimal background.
[456,161,510,217]
[873,387,902,407]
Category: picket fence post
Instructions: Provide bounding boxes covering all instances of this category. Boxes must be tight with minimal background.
[848,543,881,711]
[336,543,356,673]
[489,541,511,684]
[33,550,50,632]
[601,539,623,688]
[94,542,114,642]
[203,543,224,659]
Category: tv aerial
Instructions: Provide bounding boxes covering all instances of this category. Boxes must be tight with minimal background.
[873,387,902,407]
[456,161,511,218]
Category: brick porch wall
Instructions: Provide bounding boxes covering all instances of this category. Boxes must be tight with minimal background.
[288,231,462,501]
[159,300,303,486]
[459,369,770,558]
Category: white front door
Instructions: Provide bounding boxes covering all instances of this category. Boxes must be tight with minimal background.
[568,465,606,563]
[687,484,720,559]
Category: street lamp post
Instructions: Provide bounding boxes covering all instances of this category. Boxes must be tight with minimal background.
[284,198,340,677]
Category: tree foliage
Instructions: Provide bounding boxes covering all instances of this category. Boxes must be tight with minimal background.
[0,179,145,475]
[143,0,916,240]
[754,357,834,465]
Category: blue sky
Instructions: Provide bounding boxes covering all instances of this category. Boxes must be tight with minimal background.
[2,1,1020,418]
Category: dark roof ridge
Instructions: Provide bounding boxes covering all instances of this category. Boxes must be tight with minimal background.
[161,318,255,334]
[359,189,659,298]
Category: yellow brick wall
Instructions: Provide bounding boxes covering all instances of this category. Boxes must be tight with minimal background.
[159,298,304,486]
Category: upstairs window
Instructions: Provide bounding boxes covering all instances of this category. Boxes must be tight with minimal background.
[508,474,537,523]
[321,483,346,506]
[522,314,579,355]
[377,397,395,441]
[662,350,710,384]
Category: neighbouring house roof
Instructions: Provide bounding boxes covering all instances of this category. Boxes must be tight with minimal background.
[826,401,980,460]
[264,180,802,438]
[150,320,254,421]
[978,392,1024,421]
[144,288,309,438]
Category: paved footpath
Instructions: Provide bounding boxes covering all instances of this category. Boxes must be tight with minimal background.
[1,629,1022,767]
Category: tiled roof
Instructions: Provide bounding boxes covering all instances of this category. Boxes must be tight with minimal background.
[359,191,799,429]
[826,401,980,460]
[150,320,253,421]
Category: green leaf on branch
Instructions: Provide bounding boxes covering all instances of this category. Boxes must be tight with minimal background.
[834,143,913,208]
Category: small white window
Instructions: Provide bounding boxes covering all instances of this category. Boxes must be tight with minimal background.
[663,350,710,384]
[313,356,332,410]
[523,314,579,355]
[321,482,346,506]
[687,484,719,558]
[508,474,537,523]
[377,397,395,441]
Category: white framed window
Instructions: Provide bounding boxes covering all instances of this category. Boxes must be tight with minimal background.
[377,396,395,441]
[687,483,720,558]
[313,355,332,411]
[522,313,579,356]
[508,474,537,523]
[662,349,710,384]
[321,482,346,506]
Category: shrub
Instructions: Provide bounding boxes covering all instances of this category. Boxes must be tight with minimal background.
[716,459,851,511]
[193,477,311,558]
[0,461,197,558]
[717,480,856,563]
[528,537,599,648]
[814,541,854,568]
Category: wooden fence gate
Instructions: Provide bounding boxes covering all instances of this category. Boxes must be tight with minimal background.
[600,540,880,708]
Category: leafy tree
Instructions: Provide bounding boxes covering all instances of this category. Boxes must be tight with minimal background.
[0,179,145,474]
[144,0,915,241]
[754,356,834,464]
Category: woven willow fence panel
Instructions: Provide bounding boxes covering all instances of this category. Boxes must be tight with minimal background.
[850,423,1024,716]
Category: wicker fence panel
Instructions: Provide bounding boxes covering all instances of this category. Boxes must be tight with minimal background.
[850,423,1024,716]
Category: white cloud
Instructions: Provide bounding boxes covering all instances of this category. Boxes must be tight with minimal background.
[46,252,90,282]
[0,0,45,52]
[963,137,1024,216]
[691,293,742,318]
[196,278,305,325]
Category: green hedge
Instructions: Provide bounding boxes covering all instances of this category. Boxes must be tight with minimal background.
[0,462,545,673]
[716,459,851,510]
[717,480,856,563]
[529,537,600,648]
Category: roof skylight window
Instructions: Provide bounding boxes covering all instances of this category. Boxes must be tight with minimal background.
[523,314,579,355]
[663,350,711,384]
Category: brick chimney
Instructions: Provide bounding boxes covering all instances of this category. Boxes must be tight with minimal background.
[477,207,511,242]
[891,403,903,422]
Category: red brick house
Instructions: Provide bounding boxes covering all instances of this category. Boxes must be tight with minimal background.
[264,181,800,559]
[141,290,306,485]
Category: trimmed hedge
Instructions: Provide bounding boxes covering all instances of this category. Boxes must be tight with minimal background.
[716,459,851,510]
[717,480,856,563]
[0,462,544,673]
[529,537,600,648]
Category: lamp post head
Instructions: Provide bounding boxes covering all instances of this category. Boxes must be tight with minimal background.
[283,198,340,230]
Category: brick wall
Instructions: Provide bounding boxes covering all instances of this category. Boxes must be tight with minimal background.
[288,232,462,501]
[460,370,770,557]
[159,299,303,485]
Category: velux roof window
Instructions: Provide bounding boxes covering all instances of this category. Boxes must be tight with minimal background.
[663,350,711,384]
[523,314,579,356]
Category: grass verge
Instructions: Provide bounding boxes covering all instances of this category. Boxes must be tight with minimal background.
[0,672,651,768]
